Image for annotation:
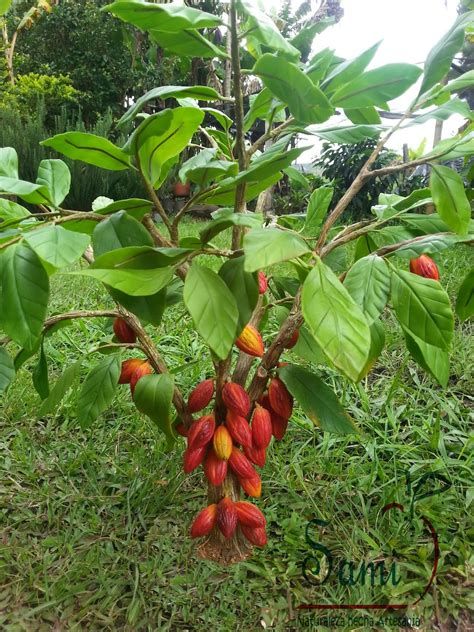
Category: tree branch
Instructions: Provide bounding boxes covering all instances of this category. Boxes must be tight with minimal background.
[246,117,294,159]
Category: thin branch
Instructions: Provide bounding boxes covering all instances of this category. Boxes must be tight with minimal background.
[42,310,120,333]
[374,232,459,258]
[247,117,294,159]
[142,214,189,280]
[141,175,174,241]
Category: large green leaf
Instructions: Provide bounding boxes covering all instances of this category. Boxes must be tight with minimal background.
[239,0,299,58]
[91,245,189,270]
[24,225,90,271]
[0,176,51,205]
[243,228,310,272]
[0,347,15,393]
[332,64,422,108]
[179,149,238,188]
[445,69,474,93]
[302,259,370,381]
[405,331,449,387]
[344,255,390,323]
[41,132,132,171]
[104,1,221,32]
[0,1,13,17]
[200,212,261,244]
[0,199,30,222]
[345,107,381,124]
[304,186,333,236]
[322,41,381,93]
[306,48,338,84]
[243,87,285,131]
[183,264,239,359]
[0,244,49,350]
[424,132,474,162]
[358,319,385,380]
[95,198,153,220]
[456,269,474,321]
[36,159,71,207]
[391,233,464,259]
[0,147,18,178]
[38,360,82,417]
[203,173,282,206]
[310,124,384,144]
[150,28,226,59]
[253,53,333,124]
[430,165,471,236]
[279,364,357,434]
[92,211,153,257]
[133,373,175,446]
[406,98,473,126]
[391,269,454,351]
[77,355,121,428]
[110,287,167,327]
[76,265,173,296]
[218,256,259,333]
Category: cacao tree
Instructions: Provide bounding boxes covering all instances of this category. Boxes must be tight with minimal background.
[0,0,473,564]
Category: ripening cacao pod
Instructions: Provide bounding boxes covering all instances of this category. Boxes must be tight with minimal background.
[175,422,188,437]
[113,317,136,343]
[268,377,293,420]
[284,329,300,349]
[244,444,266,468]
[241,524,267,547]
[239,474,262,498]
[183,445,207,473]
[204,449,228,486]
[409,254,439,280]
[213,425,233,460]
[228,447,257,479]
[217,497,238,539]
[251,404,272,449]
[235,324,264,357]
[271,411,289,441]
[226,410,253,448]
[258,271,268,294]
[187,414,215,450]
[187,378,215,413]
[119,358,146,384]
[190,504,217,538]
[235,501,266,528]
[130,362,153,395]
[222,382,250,417]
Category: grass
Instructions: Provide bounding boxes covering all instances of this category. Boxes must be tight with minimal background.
[0,220,473,631]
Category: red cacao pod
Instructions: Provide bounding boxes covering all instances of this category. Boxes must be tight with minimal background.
[228,447,257,479]
[258,271,268,295]
[284,329,300,349]
[119,358,146,384]
[187,414,215,450]
[239,474,262,498]
[187,378,215,413]
[225,410,252,448]
[204,449,228,486]
[241,524,267,547]
[113,317,136,343]
[175,422,188,437]
[130,362,153,395]
[213,425,233,460]
[243,444,266,468]
[222,382,250,417]
[183,445,207,473]
[251,404,272,449]
[268,377,293,420]
[409,254,439,280]
[271,411,289,441]
[190,504,217,538]
[235,324,264,357]
[217,497,238,539]
[235,501,266,528]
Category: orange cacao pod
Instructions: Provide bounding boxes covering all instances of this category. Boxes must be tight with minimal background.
[235,501,266,528]
[225,410,252,448]
[251,404,272,449]
[239,474,262,498]
[187,414,215,450]
[228,447,257,479]
[213,425,233,460]
[284,329,300,349]
[190,503,217,538]
[183,444,207,473]
[113,317,136,343]
[217,497,237,539]
[409,254,439,280]
[268,377,293,420]
[235,324,264,357]
[119,358,146,384]
[222,382,250,417]
[258,271,268,294]
[241,524,267,547]
[244,444,266,468]
[204,449,228,486]
[271,411,289,441]
[130,362,153,395]
[187,378,215,413]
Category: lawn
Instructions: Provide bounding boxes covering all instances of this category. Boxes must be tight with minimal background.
[0,220,472,631]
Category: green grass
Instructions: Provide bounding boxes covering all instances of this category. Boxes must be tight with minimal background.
[0,221,473,631]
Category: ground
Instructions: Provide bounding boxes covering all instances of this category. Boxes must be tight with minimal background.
[0,221,472,631]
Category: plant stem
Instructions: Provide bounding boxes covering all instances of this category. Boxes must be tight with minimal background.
[246,117,294,159]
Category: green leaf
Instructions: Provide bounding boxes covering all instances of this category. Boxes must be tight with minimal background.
[38,360,82,417]
[358,319,385,380]
[344,255,390,323]
[203,173,282,206]
[218,256,259,333]
[92,211,153,257]
[0,147,18,178]
[0,244,49,350]
[237,146,307,185]
[239,0,299,58]
[91,245,189,269]
[253,53,333,124]
[424,132,474,162]
[456,269,474,321]
[322,41,381,93]
[445,69,474,93]
[391,269,454,351]
[391,233,463,259]
[279,364,357,434]
[0,176,51,205]
[345,107,381,124]
[0,347,15,393]
[0,0,13,17]
[179,149,238,187]
[354,234,378,261]
[32,342,50,400]
[0,199,30,222]
[332,64,422,108]
[283,166,309,189]
[243,228,310,272]
[95,198,154,220]
[200,212,261,244]
[306,48,338,83]
[77,355,121,428]
[418,11,474,96]
[24,225,90,271]
[304,186,333,235]
[150,28,226,59]
[406,98,473,125]
[133,373,176,446]
[291,325,327,365]
[41,132,132,171]
[202,107,233,132]
[302,259,370,381]
[104,1,221,32]
[310,124,385,144]
[183,264,239,359]
[405,331,449,387]
[430,165,471,236]
[244,88,284,131]
[110,287,167,327]
[36,159,71,207]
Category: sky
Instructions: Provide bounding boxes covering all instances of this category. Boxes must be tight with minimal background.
[268,0,464,159]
